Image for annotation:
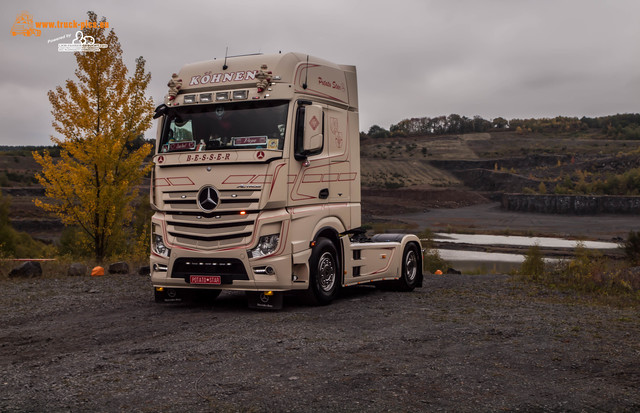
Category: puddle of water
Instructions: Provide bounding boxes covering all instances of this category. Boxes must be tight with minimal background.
[438,249,525,263]
[434,233,619,250]
[435,249,558,274]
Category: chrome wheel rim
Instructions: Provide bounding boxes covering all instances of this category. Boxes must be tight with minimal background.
[405,250,417,282]
[318,252,336,292]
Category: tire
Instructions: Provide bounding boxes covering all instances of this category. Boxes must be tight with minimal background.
[397,243,420,291]
[307,238,339,305]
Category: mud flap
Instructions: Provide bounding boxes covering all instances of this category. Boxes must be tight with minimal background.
[155,287,182,303]
[247,291,283,310]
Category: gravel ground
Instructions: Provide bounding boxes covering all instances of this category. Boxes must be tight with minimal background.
[1,273,639,412]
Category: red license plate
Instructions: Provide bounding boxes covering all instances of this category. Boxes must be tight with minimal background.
[190,275,221,285]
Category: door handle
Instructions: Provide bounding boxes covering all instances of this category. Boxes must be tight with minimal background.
[319,188,329,199]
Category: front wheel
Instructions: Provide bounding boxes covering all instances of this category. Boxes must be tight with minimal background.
[397,243,420,291]
[307,238,339,305]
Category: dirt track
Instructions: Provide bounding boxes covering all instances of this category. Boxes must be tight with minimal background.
[1,272,639,412]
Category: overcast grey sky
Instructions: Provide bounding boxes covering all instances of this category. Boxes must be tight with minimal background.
[1,0,638,146]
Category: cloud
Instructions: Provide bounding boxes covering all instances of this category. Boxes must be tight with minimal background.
[1,0,639,145]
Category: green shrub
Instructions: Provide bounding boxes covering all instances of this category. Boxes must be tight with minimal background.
[519,244,545,280]
[0,190,55,259]
[419,229,449,273]
[622,230,640,266]
[423,249,449,273]
[522,241,639,299]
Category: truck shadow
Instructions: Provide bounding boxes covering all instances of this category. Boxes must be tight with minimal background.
[152,285,384,312]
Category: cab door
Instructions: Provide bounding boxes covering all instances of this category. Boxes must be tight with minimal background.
[287,101,330,209]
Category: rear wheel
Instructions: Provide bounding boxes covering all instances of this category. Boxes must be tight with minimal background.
[307,238,339,305]
[397,243,420,291]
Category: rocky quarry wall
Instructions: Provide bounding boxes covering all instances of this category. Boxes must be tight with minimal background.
[502,194,640,214]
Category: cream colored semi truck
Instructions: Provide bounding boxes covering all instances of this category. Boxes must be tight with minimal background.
[150,52,422,309]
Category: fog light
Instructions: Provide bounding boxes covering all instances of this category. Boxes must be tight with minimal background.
[216,92,229,101]
[184,94,196,103]
[153,263,168,272]
[200,93,212,102]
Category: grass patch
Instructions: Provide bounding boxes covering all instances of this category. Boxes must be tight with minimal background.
[418,228,450,273]
[516,241,640,305]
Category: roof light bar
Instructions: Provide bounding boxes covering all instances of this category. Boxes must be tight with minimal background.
[233,90,248,100]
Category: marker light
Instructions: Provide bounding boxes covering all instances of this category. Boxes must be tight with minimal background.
[239,210,247,215]
[233,90,248,100]
[200,93,212,103]
[216,92,229,101]
[184,94,196,104]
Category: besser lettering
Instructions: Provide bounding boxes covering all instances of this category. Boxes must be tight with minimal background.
[186,153,232,162]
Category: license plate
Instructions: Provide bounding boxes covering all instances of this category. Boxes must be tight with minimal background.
[190,275,221,285]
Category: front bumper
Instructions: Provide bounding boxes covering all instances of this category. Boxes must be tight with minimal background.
[150,248,304,291]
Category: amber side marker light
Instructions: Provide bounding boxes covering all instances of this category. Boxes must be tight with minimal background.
[239,210,247,215]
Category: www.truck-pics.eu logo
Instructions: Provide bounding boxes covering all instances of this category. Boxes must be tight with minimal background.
[10,11,110,38]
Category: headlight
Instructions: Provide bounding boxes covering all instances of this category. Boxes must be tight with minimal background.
[248,234,279,258]
[152,234,171,258]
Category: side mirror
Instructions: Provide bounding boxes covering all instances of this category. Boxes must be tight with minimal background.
[153,103,169,119]
[294,102,323,160]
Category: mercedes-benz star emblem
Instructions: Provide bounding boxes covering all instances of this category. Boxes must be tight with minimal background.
[197,186,220,212]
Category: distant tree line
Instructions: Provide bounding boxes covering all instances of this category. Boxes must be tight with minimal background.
[0,146,62,157]
[0,137,155,158]
[364,113,640,140]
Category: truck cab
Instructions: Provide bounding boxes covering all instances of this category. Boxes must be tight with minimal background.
[150,52,422,308]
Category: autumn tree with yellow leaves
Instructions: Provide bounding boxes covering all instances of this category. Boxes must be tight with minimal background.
[33,11,154,261]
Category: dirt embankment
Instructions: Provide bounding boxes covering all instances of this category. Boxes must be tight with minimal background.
[362,186,490,217]
[1,273,638,412]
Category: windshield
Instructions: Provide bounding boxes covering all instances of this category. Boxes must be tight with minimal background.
[159,100,288,153]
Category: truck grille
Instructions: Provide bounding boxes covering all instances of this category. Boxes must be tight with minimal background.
[171,258,249,283]
[161,189,260,249]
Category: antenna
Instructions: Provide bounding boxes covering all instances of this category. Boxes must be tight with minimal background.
[223,47,229,70]
[302,55,309,89]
